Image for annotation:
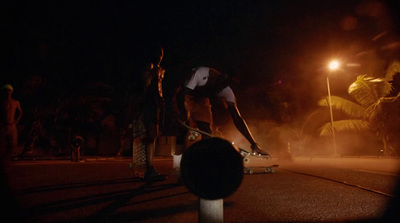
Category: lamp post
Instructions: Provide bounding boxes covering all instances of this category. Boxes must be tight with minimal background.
[327,60,339,156]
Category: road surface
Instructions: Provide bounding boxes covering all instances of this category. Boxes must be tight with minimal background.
[2,157,400,222]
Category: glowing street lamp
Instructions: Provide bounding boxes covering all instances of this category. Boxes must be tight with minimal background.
[328,60,340,70]
[327,60,340,156]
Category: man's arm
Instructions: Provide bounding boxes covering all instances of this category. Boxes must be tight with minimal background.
[227,101,269,156]
[15,100,23,124]
[176,86,193,122]
[226,102,256,145]
[219,86,257,146]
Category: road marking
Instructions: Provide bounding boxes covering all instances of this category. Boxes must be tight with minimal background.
[282,168,395,198]
[356,169,400,177]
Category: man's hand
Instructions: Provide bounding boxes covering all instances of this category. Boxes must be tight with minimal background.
[178,112,188,124]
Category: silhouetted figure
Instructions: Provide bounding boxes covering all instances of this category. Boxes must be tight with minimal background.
[21,108,43,156]
[71,135,84,162]
[133,46,166,182]
[0,84,22,161]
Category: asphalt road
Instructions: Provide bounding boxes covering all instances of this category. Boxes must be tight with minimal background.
[2,157,400,223]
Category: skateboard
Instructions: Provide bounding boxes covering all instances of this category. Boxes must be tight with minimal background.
[178,120,278,174]
[243,164,279,174]
[177,120,213,148]
[130,114,147,178]
[177,120,213,138]
[239,148,279,174]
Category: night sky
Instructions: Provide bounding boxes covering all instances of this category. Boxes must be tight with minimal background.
[4,0,400,122]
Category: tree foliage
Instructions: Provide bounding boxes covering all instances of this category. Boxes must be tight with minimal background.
[318,60,400,155]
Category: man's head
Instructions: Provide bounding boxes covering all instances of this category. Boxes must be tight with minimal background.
[2,84,13,93]
[148,44,164,67]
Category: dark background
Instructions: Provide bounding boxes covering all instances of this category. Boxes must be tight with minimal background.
[2,0,400,155]
[4,0,399,103]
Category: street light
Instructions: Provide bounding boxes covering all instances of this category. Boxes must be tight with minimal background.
[327,60,339,156]
[328,61,340,70]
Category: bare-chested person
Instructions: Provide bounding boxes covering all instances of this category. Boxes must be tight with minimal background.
[0,84,23,160]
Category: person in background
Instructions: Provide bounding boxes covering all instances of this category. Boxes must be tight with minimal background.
[140,46,166,181]
[0,84,23,161]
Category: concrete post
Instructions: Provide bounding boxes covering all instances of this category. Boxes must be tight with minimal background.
[180,138,243,223]
[199,198,223,223]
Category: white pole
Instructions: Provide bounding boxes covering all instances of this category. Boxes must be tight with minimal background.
[326,76,337,156]
[199,198,223,223]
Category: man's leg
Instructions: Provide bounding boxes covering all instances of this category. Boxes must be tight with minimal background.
[2,125,17,159]
[172,127,186,179]
[195,121,212,139]
[0,125,8,164]
[144,123,165,181]
[172,120,211,181]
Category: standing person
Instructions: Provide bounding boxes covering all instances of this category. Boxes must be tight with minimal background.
[0,84,23,160]
[172,67,270,173]
[135,46,166,182]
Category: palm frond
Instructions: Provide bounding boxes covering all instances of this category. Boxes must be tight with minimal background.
[319,119,371,136]
[369,78,393,98]
[385,60,400,82]
[318,96,367,118]
[348,75,379,107]
[320,123,333,136]
[379,92,400,103]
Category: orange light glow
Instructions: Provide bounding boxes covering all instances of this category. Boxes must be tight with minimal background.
[328,60,340,70]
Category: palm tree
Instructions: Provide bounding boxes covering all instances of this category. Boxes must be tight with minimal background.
[318,60,400,155]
